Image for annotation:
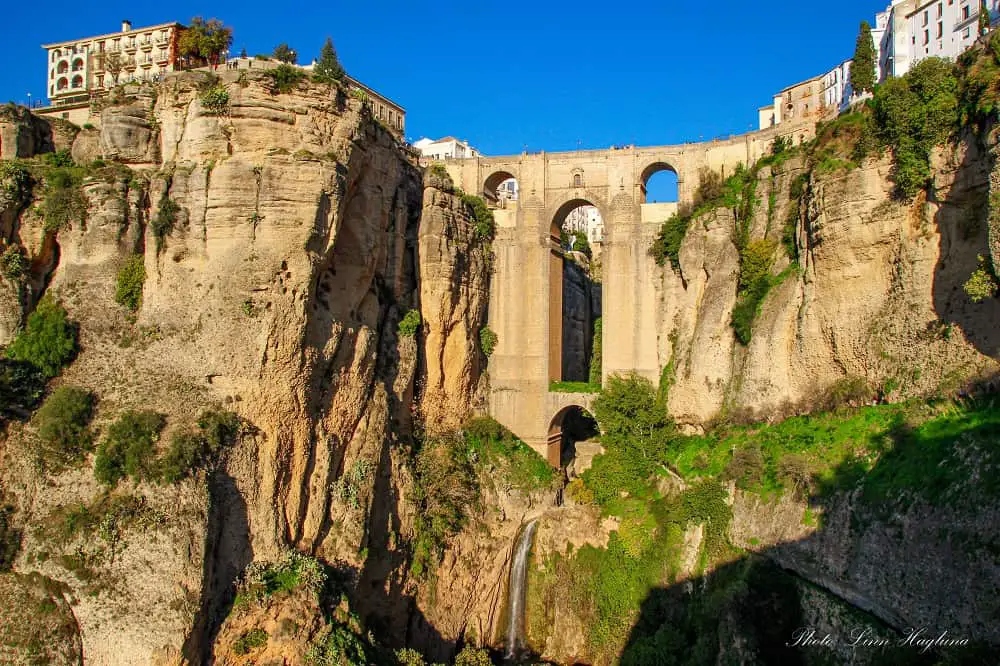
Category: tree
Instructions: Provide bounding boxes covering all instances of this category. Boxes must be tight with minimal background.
[272,43,297,64]
[851,21,877,95]
[980,0,992,36]
[178,17,233,68]
[102,51,123,85]
[312,37,345,83]
[239,47,248,59]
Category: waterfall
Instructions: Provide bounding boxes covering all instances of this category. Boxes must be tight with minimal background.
[504,520,538,660]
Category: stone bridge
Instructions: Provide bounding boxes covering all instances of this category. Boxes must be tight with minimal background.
[439,123,812,463]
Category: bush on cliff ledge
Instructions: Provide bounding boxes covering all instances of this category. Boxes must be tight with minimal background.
[263,64,307,94]
[32,385,96,472]
[115,255,146,312]
[6,295,78,378]
[94,410,166,486]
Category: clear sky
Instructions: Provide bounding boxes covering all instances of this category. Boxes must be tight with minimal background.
[2,0,884,199]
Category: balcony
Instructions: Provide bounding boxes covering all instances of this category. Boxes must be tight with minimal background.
[155,36,169,46]
[123,42,137,53]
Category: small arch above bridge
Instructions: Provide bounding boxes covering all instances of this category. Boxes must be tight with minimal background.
[640,162,679,204]
[547,403,599,468]
[484,170,518,206]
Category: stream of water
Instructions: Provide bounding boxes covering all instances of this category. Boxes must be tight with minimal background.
[504,519,538,660]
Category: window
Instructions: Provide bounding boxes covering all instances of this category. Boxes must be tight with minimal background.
[938,22,944,37]
[573,174,582,187]
[963,4,971,19]
[924,29,930,44]
[923,10,929,25]
[938,3,943,17]
[964,26,972,37]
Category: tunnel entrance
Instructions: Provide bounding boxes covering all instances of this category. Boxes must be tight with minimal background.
[549,201,603,386]
[546,406,599,469]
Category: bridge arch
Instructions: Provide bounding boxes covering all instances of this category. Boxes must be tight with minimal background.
[550,196,607,241]
[483,170,518,207]
[639,161,679,204]
[546,405,599,468]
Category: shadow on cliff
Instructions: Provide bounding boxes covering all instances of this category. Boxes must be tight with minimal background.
[181,467,252,664]
[930,137,1000,360]
[614,394,1000,666]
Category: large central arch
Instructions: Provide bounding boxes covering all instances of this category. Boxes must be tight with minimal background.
[548,198,603,385]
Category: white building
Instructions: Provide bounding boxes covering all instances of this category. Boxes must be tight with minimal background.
[563,206,604,245]
[876,0,999,80]
[413,136,480,160]
[822,60,854,112]
[42,20,184,104]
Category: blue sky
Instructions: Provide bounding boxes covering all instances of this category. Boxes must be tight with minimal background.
[2,1,884,199]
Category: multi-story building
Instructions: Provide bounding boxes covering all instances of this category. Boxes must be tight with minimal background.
[822,60,854,112]
[758,74,825,129]
[563,205,604,245]
[413,136,480,160]
[42,20,184,105]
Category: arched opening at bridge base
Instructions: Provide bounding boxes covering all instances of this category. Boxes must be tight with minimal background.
[547,406,599,470]
[549,200,603,386]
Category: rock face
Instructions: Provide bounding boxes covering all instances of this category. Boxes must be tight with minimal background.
[661,141,1000,427]
[561,258,600,383]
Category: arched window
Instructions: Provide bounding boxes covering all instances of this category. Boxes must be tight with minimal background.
[56,77,68,91]
[71,75,83,88]
[57,61,69,74]
[72,58,85,72]
[573,173,582,187]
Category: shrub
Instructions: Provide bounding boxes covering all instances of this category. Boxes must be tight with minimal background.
[151,195,180,252]
[398,310,421,337]
[589,317,603,385]
[41,167,88,232]
[232,629,268,655]
[42,150,74,168]
[1,245,27,281]
[964,255,998,303]
[395,648,426,666]
[461,193,495,241]
[464,416,554,491]
[235,551,326,607]
[305,623,368,666]
[263,64,307,94]
[0,160,31,199]
[6,295,78,378]
[777,453,812,494]
[157,410,240,483]
[479,326,498,357]
[114,255,146,312]
[453,647,492,666]
[731,240,778,345]
[199,85,230,114]
[0,358,46,423]
[723,445,765,489]
[93,410,166,486]
[650,213,690,268]
[32,386,95,471]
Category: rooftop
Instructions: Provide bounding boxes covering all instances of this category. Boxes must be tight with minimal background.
[41,21,183,49]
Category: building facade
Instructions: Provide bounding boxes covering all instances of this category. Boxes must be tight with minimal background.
[413,136,480,160]
[757,74,825,130]
[43,21,183,104]
[563,205,604,245]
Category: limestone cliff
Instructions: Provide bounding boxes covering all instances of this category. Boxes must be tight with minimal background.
[661,134,1000,427]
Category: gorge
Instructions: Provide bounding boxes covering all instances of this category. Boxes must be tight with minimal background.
[0,37,999,666]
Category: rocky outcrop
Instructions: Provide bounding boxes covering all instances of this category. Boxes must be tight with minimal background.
[0,104,56,160]
[561,258,600,383]
[662,141,1000,427]
[417,178,491,435]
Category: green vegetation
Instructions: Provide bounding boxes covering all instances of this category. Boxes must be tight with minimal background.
[398,309,421,337]
[32,386,95,472]
[305,622,368,665]
[232,628,268,655]
[479,326,498,357]
[263,64,307,94]
[93,410,166,486]
[272,43,297,64]
[964,254,998,303]
[461,193,495,241]
[0,492,19,571]
[177,16,232,67]
[151,194,180,252]
[453,647,493,666]
[731,240,790,346]
[464,417,555,492]
[589,317,603,385]
[981,0,992,36]
[41,165,88,233]
[409,433,478,578]
[312,37,346,84]
[199,85,230,114]
[871,58,958,197]
[1,244,27,281]
[649,213,690,269]
[851,21,877,94]
[549,380,601,393]
[114,255,146,312]
[158,410,241,483]
[234,550,326,607]
[6,295,78,378]
[0,160,31,199]
[0,358,45,424]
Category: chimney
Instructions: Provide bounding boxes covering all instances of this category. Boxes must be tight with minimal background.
[121,19,132,32]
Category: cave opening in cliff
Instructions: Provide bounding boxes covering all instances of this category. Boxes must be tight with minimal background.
[549,200,603,386]
[547,405,600,469]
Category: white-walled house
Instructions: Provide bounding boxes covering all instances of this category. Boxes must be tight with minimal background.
[413,137,480,160]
